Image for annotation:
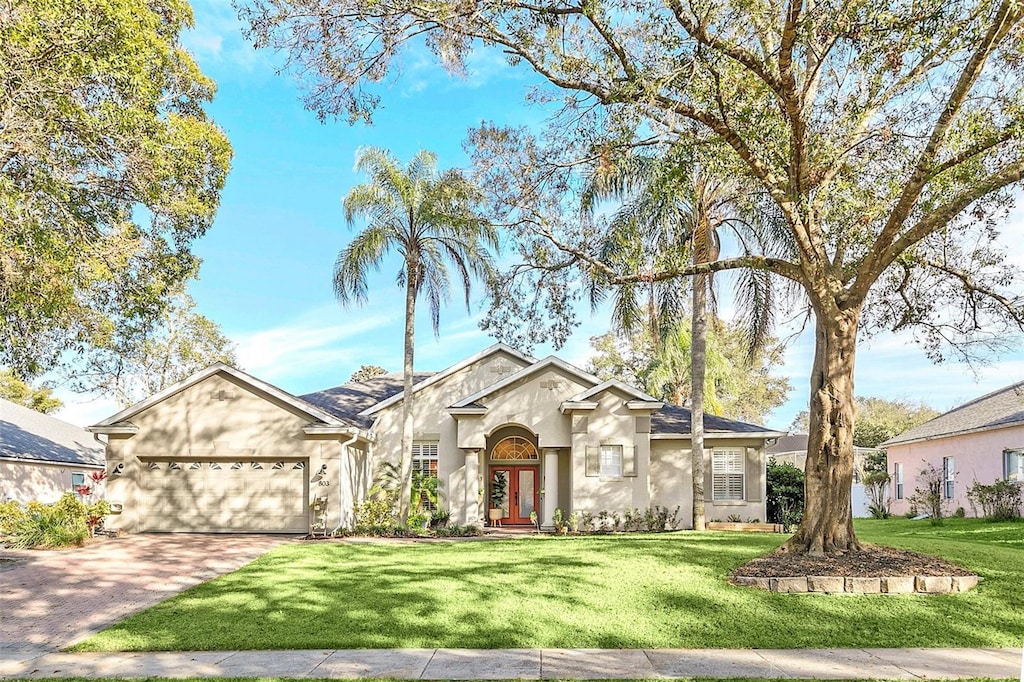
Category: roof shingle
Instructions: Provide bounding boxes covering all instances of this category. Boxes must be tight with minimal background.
[883,380,1024,446]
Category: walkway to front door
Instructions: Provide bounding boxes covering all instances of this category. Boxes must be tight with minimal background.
[490,466,538,525]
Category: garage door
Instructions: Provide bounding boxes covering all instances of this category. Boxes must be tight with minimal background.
[139,459,309,533]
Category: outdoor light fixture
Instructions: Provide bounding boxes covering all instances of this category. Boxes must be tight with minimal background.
[318,464,328,475]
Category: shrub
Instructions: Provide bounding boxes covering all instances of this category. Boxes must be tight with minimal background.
[766,457,804,530]
[0,500,27,534]
[967,479,1023,521]
[909,461,949,523]
[5,493,91,549]
[352,490,399,531]
[429,508,452,528]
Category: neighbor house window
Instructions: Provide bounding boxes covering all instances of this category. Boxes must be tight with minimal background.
[411,442,439,511]
[71,471,86,497]
[942,457,955,499]
[1004,449,1024,481]
[599,444,623,478]
[894,463,904,500]
[712,449,745,501]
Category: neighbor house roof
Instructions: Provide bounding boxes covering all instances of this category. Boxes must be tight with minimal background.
[0,398,104,467]
[882,380,1024,447]
[650,404,785,439]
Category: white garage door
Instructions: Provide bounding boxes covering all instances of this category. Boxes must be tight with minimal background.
[139,459,309,533]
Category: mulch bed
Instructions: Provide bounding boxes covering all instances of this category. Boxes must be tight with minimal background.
[732,544,975,578]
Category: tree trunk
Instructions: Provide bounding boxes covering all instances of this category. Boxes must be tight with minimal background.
[397,263,417,524]
[783,306,862,555]
[691,271,707,532]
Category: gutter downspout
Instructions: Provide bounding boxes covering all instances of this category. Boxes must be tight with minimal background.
[331,430,360,536]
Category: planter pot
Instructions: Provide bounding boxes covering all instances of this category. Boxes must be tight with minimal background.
[488,508,504,526]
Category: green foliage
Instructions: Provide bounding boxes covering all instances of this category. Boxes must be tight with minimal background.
[352,491,399,531]
[2,492,108,549]
[766,458,804,530]
[68,290,238,407]
[0,369,62,413]
[74,519,1024,651]
[1,0,231,376]
[349,365,388,382]
[853,398,940,449]
[587,319,791,424]
[967,479,1023,521]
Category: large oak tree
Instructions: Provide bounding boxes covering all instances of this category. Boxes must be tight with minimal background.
[240,0,1024,554]
[1,0,232,376]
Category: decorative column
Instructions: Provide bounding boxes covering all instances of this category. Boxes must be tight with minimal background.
[542,448,560,530]
[464,449,481,526]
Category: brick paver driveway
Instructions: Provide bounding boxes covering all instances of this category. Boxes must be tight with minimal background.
[0,534,291,654]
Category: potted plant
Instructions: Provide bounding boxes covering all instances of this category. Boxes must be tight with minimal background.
[488,471,508,526]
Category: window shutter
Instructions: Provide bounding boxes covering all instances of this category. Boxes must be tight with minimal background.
[623,445,637,476]
[586,446,600,476]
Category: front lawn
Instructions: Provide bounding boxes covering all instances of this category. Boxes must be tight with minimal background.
[73,519,1024,651]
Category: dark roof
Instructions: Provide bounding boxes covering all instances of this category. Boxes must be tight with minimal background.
[301,372,435,427]
[651,404,775,435]
[0,398,105,467]
[883,380,1024,447]
[767,433,809,454]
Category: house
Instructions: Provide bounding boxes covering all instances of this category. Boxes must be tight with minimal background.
[767,434,881,517]
[1,398,106,503]
[89,344,784,533]
[883,381,1024,517]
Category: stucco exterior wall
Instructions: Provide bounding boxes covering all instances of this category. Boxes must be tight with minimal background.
[569,390,651,514]
[103,372,344,533]
[650,438,767,527]
[0,459,104,503]
[888,423,1024,517]
[368,349,532,522]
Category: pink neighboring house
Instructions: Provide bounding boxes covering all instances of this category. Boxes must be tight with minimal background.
[883,381,1024,517]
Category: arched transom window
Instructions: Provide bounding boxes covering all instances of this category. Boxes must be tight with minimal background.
[491,436,538,461]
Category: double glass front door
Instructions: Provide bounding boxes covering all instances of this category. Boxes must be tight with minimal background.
[491,466,538,525]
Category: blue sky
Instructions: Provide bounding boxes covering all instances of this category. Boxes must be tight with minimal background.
[53,0,1024,428]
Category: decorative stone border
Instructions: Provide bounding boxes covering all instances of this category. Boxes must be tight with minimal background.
[733,574,979,594]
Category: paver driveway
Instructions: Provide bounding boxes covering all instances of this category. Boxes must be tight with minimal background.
[0,533,291,655]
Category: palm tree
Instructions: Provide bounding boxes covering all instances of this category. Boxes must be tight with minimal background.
[335,147,498,523]
[582,154,775,532]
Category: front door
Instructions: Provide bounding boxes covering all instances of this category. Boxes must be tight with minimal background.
[491,466,538,525]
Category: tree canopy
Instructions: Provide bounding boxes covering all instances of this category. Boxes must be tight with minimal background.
[1,0,232,376]
[240,0,1024,553]
[68,291,239,407]
[588,320,791,425]
[0,369,62,413]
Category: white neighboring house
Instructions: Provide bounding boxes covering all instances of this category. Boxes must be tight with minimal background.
[0,398,106,503]
[767,434,881,517]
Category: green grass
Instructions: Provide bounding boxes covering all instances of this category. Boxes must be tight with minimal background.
[18,679,1018,682]
[73,519,1024,651]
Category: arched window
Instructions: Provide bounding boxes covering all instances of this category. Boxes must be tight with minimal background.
[491,436,538,461]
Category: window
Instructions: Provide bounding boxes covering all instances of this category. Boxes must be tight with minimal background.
[943,457,955,499]
[712,449,745,501]
[491,436,538,460]
[411,442,439,511]
[599,445,622,478]
[1005,449,1024,481]
[71,471,86,497]
[894,463,904,500]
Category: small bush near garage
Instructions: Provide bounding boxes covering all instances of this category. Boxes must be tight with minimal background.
[1,493,110,549]
[967,479,1023,520]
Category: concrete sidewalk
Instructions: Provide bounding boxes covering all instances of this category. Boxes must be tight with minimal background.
[1,647,1020,679]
